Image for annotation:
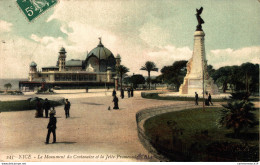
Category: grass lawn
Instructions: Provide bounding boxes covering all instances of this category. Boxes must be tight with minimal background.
[144,107,259,161]
[0,100,63,112]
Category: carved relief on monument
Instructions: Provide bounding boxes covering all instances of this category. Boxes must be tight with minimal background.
[186,58,192,75]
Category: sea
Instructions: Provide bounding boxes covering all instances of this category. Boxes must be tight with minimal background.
[0,78,27,90]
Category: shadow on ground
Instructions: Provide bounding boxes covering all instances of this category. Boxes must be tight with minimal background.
[46,142,77,144]
[81,102,104,106]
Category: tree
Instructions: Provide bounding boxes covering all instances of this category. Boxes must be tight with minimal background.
[4,83,12,91]
[160,60,187,90]
[212,66,232,93]
[116,65,129,89]
[217,100,257,138]
[212,63,259,93]
[131,74,145,89]
[207,65,215,77]
[140,61,158,90]
[240,63,259,93]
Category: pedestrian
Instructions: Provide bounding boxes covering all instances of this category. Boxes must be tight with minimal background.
[208,93,213,106]
[195,92,198,105]
[45,108,56,144]
[86,87,88,93]
[127,88,131,98]
[43,98,51,118]
[130,87,134,97]
[107,86,110,91]
[35,99,43,118]
[112,89,116,97]
[113,94,119,109]
[120,88,124,99]
[64,99,71,118]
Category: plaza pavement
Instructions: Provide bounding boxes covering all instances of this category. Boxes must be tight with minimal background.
[0,89,194,162]
[0,89,258,162]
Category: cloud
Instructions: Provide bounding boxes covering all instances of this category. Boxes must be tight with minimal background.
[60,22,117,55]
[119,45,192,77]
[139,22,171,47]
[207,46,260,69]
[0,20,12,33]
[146,45,192,68]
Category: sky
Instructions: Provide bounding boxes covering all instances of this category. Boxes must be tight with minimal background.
[0,0,259,78]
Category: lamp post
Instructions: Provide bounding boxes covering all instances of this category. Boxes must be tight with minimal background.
[202,59,205,111]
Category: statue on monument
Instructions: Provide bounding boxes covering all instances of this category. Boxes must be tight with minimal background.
[196,7,204,31]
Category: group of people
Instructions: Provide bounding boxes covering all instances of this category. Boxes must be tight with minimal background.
[35,98,52,118]
[120,87,134,99]
[195,92,213,106]
[111,88,134,110]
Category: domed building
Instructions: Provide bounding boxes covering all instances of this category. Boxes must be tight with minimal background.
[86,39,116,72]
[19,38,121,90]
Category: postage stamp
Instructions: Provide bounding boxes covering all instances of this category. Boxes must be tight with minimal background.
[16,0,57,22]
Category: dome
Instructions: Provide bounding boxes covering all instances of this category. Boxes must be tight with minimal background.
[59,47,67,54]
[30,61,37,67]
[86,39,114,60]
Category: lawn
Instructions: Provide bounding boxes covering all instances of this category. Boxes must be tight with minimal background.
[144,107,259,161]
[0,100,63,112]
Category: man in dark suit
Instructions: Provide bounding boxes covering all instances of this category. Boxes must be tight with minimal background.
[120,88,124,99]
[43,98,51,118]
[130,87,134,97]
[46,109,56,144]
[195,92,199,105]
[127,88,131,98]
[64,99,71,118]
[35,99,43,118]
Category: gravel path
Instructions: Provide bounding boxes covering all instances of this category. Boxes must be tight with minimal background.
[0,90,186,162]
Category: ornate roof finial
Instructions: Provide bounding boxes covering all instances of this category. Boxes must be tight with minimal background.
[98,37,104,47]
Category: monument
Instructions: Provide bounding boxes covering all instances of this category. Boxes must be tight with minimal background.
[179,7,219,95]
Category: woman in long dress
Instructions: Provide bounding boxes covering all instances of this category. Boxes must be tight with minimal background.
[113,95,119,109]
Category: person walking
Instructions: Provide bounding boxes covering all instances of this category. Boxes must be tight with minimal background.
[130,87,134,97]
[120,88,124,99]
[113,94,119,109]
[45,108,56,144]
[127,88,131,98]
[208,93,213,106]
[112,89,116,97]
[195,92,199,105]
[64,99,71,118]
[43,98,51,118]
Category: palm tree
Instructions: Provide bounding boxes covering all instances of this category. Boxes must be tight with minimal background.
[140,61,158,89]
[217,100,257,138]
[116,65,129,90]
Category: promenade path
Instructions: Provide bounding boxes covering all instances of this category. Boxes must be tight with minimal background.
[0,89,198,162]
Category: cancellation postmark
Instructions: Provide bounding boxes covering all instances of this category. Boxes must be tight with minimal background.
[16,0,57,22]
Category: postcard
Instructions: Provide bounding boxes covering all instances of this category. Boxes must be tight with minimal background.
[0,0,259,163]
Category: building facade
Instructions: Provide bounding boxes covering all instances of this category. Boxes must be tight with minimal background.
[20,39,121,90]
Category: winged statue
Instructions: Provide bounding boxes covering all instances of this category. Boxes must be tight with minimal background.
[195,7,205,31]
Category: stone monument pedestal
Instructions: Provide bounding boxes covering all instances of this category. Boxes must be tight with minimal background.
[179,30,219,95]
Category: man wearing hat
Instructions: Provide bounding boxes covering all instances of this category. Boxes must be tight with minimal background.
[64,99,71,118]
[46,108,57,144]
